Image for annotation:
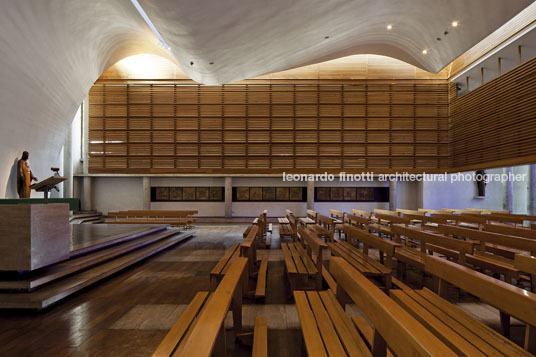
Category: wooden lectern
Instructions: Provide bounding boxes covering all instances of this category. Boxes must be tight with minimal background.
[30,176,67,203]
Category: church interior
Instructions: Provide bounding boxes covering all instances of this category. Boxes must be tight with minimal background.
[1,1,536,356]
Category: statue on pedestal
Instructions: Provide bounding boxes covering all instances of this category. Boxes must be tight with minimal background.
[17,151,38,198]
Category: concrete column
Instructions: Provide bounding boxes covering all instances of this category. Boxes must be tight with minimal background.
[142,176,151,210]
[530,164,536,216]
[82,96,89,174]
[82,176,92,211]
[504,167,514,213]
[389,180,398,211]
[225,177,232,218]
[63,122,73,199]
[307,180,315,210]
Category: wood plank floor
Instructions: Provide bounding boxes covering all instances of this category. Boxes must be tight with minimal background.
[0,223,527,356]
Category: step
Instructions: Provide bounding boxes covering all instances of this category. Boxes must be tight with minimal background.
[0,231,194,309]
[0,228,181,291]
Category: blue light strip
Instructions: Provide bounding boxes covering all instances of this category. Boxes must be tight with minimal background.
[131,0,171,50]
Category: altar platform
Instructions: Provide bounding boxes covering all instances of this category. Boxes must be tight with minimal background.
[0,224,195,309]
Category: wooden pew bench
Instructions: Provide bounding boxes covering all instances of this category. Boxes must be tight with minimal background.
[107,210,198,228]
[368,212,411,240]
[345,213,370,231]
[390,224,477,283]
[279,211,297,242]
[390,286,533,356]
[515,254,536,292]
[438,224,536,284]
[329,256,457,356]
[329,209,345,238]
[210,243,241,290]
[239,225,269,299]
[281,226,328,291]
[251,210,271,248]
[153,257,248,357]
[300,209,318,226]
[424,254,536,354]
[329,224,400,289]
[350,209,371,218]
[485,223,536,240]
[294,289,372,356]
[308,214,335,242]
[401,212,448,231]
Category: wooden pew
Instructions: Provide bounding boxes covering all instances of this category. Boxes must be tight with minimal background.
[279,211,297,242]
[368,213,411,239]
[418,208,444,214]
[400,212,448,231]
[425,254,536,353]
[329,209,345,238]
[245,211,272,248]
[345,213,370,231]
[515,254,536,292]
[281,226,328,291]
[252,316,268,357]
[298,209,317,226]
[485,223,536,240]
[329,256,457,356]
[350,209,371,218]
[153,257,248,357]
[107,210,198,228]
[308,214,335,242]
[240,226,259,276]
[390,287,533,356]
[329,224,400,289]
[437,224,529,284]
[210,243,240,290]
[396,208,424,216]
[293,289,373,356]
[391,224,476,266]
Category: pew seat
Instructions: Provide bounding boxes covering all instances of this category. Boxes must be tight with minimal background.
[294,289,372,356]
[390,287,532,356]
[153,258,247,357]
[210,243,240,290]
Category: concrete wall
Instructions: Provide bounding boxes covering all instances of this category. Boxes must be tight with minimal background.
[421,166,531,213]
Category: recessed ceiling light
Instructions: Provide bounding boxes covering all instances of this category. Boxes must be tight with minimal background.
[452,21,459,27]
[422,49,428,55]
[387,24,393,30]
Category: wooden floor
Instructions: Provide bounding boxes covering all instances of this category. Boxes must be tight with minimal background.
[0,223,527,356]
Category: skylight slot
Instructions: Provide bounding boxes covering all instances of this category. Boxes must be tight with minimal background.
[131,0,171,50]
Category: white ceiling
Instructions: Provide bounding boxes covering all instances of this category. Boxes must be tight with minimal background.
[139,0,533,84]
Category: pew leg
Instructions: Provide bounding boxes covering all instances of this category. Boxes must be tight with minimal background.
[213,325,227,357]
[372,329,387,357]
[379,251,384,265]
[500,311,511,338]
[525,325,536,354]
[232,288,243,331]
[385,275,392,291]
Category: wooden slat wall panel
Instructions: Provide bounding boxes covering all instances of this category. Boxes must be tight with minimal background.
[450,56,536,168]
[88,82,449,172]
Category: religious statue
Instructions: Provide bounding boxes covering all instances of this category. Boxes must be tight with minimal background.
[475,169,486,197]
[17,151,38,198]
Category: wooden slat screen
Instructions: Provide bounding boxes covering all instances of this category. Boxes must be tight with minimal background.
[450,56,536,169]
[88,82,449,173]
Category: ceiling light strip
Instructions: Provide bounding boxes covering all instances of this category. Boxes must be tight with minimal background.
[130,0,171,49]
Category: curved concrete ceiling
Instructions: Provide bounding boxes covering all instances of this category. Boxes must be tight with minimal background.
[139,0,532,84]
[0,0,168,197]
[0,0,531,197]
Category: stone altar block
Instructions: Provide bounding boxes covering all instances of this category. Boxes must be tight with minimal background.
[0,204,70,271]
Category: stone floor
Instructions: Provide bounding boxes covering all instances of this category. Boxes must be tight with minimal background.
[0,223,527,356]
